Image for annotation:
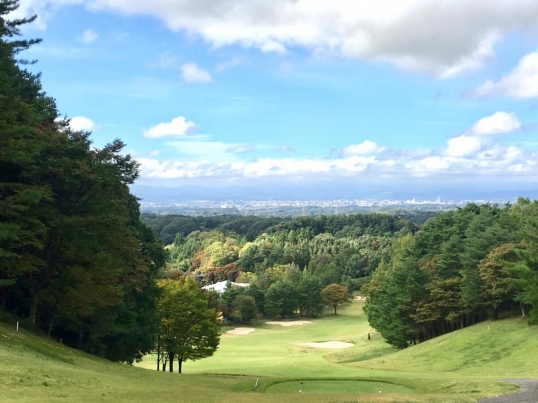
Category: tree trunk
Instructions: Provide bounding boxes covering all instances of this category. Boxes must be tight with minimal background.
[521,302,526,318]
[168,352,175,372]
[156,340,160,372]
[77,322,84,350]
[29,294,39,325]
[334,305,337,315]
[47,311,55,336]
[178,357,183,374]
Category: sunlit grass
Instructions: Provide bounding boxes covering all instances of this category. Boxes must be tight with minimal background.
[0,300,529,402]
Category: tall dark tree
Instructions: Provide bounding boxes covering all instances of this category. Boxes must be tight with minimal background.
[0,1,166,363]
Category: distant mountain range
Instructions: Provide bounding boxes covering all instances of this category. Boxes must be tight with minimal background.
[130,184,538,203]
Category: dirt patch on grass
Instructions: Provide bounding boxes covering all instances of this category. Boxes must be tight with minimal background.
[300,341,354,349]
[266,321,312,327]
[226,328,256,335]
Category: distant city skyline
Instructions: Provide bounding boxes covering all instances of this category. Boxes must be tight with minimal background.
[15,1,538,195]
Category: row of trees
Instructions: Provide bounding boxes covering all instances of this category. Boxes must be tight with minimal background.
[0,1,166,363]
[363,200,538,348]
[143,212,420,246]
[212,273,350,323]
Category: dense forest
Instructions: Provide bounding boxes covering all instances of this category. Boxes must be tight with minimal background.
[144,213,417,290]
[142,213,418,325]
[0,1,166,363]
[144,201,538,351]
[363,200,538,348]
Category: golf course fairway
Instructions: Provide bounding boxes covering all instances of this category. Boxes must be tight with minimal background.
[1,299,535,402]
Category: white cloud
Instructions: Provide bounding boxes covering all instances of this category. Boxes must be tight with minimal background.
[11,0,83,29]
[69,116,96,131]
[342,140,385,156]
[216,57,243,72]
[21,0,538,77]
[78,29,98,44]
[227,145,255,153]
[181,63,213,84]
[445,135,482,157]
[143,117,198,138]
[473,51,538,98]
[469,112,521,135]
[138,142,538,182]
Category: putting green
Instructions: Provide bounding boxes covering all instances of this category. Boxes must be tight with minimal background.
[266,380,413,394]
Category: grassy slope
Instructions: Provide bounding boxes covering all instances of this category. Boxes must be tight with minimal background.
[347,316,538,378]
[0,301,532,402]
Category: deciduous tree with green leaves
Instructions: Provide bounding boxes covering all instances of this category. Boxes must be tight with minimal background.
[156,277,220,373]
[322,283,349,314]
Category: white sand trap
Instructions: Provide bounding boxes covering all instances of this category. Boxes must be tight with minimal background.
[300,341,354,349]
[354,296,365,300]
[266,321,312,327]
[226,327,256,335]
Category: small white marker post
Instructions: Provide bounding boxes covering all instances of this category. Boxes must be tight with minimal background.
[254,378,258,389]
[16,322,19,332]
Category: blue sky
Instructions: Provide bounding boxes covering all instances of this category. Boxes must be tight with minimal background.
[13,0,538,197]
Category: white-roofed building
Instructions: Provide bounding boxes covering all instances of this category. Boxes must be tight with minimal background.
[202,281,249,294]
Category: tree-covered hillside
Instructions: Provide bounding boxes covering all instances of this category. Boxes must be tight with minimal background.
[363,200,538,348]
[0,0,166,363]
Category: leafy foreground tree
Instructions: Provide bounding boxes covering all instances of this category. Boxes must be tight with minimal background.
[322,283,350,314]
[156,277,220,373]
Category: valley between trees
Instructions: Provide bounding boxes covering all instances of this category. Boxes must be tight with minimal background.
[2,1,538,401]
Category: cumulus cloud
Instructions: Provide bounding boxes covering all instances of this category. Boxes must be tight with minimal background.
[11,0,83,29]
[468,112,521,135]
[342,140,385,156]
[135,109,537,183]
[442,112,523,158]
[181,63,213,83]
[69,116,97,131]
[78,29,98,44]
[18,0,538,76]
[445,135,482,157]
[138,143,538,182]
[472,51,538,98]
[143,116,198,138]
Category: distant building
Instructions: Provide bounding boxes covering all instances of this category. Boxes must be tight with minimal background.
[202,281,249,294]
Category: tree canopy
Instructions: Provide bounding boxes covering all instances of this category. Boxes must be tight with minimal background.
[156,277,220,373]
[0,0,166,363]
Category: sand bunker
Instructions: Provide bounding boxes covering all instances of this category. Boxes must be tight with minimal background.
[299,341,354,349]
[354,296,365,300]
[266,321,312,327]
[226,327,256,335]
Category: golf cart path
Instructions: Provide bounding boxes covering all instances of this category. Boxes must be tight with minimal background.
[478,379,538,403]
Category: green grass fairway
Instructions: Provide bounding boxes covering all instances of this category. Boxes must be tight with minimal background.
[266,380,412,394]
[0,300,532,402]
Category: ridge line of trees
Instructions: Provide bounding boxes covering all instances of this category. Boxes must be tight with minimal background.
[363,200,538,348]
